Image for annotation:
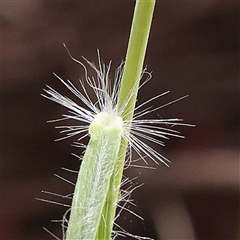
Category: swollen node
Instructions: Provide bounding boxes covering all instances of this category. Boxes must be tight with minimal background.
[89,111,123,135]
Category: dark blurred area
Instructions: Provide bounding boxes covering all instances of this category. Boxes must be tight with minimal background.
[1,1,239,239]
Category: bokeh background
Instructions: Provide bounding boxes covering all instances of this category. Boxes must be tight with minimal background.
[1,1,239,239]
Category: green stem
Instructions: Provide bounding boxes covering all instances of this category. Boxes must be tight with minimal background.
[97,0,156,238]
[116,0,156,187]
[118,0,155,115]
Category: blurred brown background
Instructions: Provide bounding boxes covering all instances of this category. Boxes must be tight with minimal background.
[1,1,239,239]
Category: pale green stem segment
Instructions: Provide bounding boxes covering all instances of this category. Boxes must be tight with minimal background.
[118,0,156,115]
[117,0,156,180]
[97,0,156,239]
[65,112,123,240]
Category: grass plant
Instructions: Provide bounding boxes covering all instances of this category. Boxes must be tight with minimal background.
[41,1,193,239]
